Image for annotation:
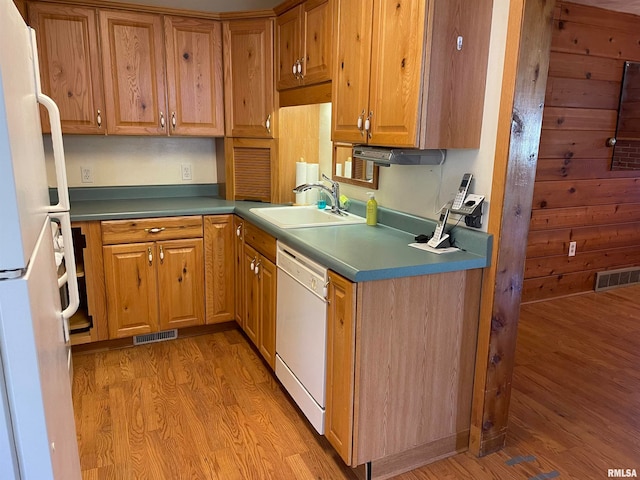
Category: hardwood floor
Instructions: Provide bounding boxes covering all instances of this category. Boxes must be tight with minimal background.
[72,285,640,479]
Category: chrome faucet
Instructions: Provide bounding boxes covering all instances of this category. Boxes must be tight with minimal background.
[293,174,345,215]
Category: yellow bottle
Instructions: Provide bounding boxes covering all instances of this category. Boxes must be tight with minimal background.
[366,192,377,226]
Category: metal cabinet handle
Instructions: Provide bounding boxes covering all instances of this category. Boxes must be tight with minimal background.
[236,224,242,237]
[365,111,373,139]
[148,246,153,265]
[160,112,165,129]
[324,279,330,304]
[250,256,257,271]
[171,112,176,130]
[144,227,165,234]
[292,61,298,77]
[297,58,304,79]
[265,114,271,134]
[159,245,164,264]
[97,109,102,128]
[254,259,261,276]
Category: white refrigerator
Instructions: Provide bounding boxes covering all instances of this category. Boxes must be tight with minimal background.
[0,0,81,478]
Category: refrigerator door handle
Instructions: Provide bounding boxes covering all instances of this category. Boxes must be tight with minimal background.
[56,213,79,320]
[30,28,70,213]
[37,93,69,213]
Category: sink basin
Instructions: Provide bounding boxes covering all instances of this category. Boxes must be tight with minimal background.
[250,205,366,229]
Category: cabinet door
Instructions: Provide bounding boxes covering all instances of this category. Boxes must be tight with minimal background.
[367,0,427,147]
[302,0,332,86]
[243,244,260,346]
[99,10,168,135]
[325,270,356,465]
[164,16,224,136]
[223,19,275,138]
[276,5,301,90]
[28,3,105,134]
[331,0,373,143]
[157,238,205,330]
[204,215,234,324]
[257,256,276,369]
[103,242,158,338]
[233,216,245,327]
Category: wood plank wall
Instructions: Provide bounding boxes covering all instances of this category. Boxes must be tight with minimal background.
[522,1,640,302]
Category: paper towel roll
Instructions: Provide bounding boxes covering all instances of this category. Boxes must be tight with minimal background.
[306,163,320,204]
[295,161,308,205]
[344,159,352,178]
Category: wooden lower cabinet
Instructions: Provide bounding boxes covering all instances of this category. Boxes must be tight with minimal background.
[243,242,277,369]
[204,215,235,324]
[325,269,483,477]
[325,270,357,464]
[103,238,204,339]
[233,216,245,328]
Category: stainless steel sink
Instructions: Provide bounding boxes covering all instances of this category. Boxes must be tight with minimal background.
[249,205,365,229]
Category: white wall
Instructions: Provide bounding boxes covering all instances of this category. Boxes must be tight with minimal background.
[331,0,510,231]
[45,135,217,187]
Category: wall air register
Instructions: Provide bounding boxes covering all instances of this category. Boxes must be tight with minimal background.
[352,146,446,167]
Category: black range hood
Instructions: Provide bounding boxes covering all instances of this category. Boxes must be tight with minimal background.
[352,146,446,167]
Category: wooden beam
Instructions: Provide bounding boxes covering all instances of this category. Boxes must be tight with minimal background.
[470,0,556,456]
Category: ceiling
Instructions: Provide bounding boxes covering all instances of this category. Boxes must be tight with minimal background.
[122,0,282,13]
[568,0,640,16]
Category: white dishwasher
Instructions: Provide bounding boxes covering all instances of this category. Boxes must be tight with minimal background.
[275,242,328,434]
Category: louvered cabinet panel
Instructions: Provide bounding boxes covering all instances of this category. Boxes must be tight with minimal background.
[225,137,276,203]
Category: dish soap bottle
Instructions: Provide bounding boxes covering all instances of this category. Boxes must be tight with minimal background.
[366,192,377,226]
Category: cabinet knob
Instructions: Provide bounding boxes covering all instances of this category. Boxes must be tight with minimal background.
[265,114,271,134]
[606,137,617,147]
[96,109,102,128]
[160,112,165,129]
[171,112,176,130]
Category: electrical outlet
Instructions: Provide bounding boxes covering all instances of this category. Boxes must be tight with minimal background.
[81,166,93,183]
[568,241,577,257]
[181,163,192,181]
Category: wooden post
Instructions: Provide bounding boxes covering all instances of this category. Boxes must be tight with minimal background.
[469,0,556,456]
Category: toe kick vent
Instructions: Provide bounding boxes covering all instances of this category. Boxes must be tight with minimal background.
[595,267,640,292]
[133,329,178,345]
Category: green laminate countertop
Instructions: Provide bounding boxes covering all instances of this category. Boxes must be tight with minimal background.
[65,185,492,282]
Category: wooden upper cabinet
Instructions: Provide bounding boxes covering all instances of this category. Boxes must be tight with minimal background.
[99,10,167,135]
[331,0,373,143]
[223,18,275,138]
[276,6,301,90]
[276,0,332,91]
[28,2,105,134]
[164,16,224,136]
[332,0,492,149]
[367,0,426,147]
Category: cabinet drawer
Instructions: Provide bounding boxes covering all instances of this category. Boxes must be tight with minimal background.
[244,221,276,263]
[101,216,203,244]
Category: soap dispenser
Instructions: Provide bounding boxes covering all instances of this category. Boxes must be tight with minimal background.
[366,192,377,226]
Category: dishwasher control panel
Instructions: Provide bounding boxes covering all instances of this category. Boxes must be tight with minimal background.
[276,242,328,298]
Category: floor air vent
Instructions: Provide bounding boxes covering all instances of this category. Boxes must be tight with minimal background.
[133,329,178,345]
[595,267,640,292]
